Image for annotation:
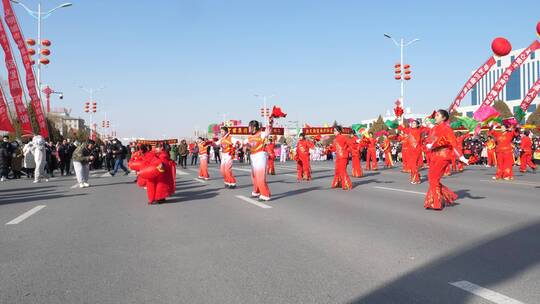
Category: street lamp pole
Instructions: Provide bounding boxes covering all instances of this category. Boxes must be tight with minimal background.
[383,33,419,111]
[11,0,72,100]
[80,85,104,140]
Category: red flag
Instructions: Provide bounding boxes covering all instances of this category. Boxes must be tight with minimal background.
[270,106,287,118]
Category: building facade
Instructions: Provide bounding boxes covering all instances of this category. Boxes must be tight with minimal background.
[457,47,539,118]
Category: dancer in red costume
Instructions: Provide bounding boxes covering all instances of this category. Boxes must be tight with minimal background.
[399,119,426,184]
[489,123,516,180]
[295,133,315,181]
[349,134,363,177]
[424,110,469,210]
[140,143,176,205]
[266,137,276,175]
[455,132,471,172]
[246,119,273,201]
[380,135,393,168]
[398,132,410,173]
[486,136,497,167]
[197,137,210,180]
[217,126,237,188]
[519,130,537,173]
[365,132,378,171]
[331,125,353,190]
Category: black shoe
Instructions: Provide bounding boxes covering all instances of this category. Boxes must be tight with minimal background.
[124,171,130,176]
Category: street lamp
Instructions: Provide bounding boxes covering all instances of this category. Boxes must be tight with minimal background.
[11,0,72,98]
[383,33,419,111]
[254,94,274,126]
[42,85,64,113]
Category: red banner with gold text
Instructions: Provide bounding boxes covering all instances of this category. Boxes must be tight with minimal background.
[229,127,284,136]
[449,57,496,112]
[302,127,352,135]
[2,0,48,138]
[0,19,31,135]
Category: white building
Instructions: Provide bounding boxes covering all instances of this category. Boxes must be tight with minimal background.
[456,46,539,119]
[48,108,86,136]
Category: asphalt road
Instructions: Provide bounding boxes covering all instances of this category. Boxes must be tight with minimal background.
[1,160,539,304]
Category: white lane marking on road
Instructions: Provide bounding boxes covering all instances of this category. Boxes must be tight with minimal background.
[449,281,525,304]
[284,173,297,177]
[373,186,425,195]
[6,205,47,225]
[480,179,539,187]
[193,178,207,184]
[235,195,272,209]
[175,169,189,175]
[70,184,79,189]
[100,172,111,178]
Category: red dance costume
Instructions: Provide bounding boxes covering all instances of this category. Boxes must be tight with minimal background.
[142,150,176,204]
[424,123,463,210]
[399,134,410,173]
[246,129,271,200]
[486,139,497,167]
[399,125,426,184]
[519,135,536,172]
[455,133,471,172]
[381,138,393,168]
[266,142,276,175]
[349,137,363,177]
[489,129,515,180]
[331,134,353,190]
[198,141,210,180]
[219,133,237,186]
[296,139,314,181]
[365,137,378,171]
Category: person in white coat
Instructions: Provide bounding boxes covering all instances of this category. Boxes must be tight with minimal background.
[280,143,288,162]
[22,142,36,179]
[31,135,48,183]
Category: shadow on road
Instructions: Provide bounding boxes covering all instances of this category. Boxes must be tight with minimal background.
[455,189,485,200]
[272,186,322,200]
[347,220,540,304]
[165,187,220,204]
[0,193,87,206]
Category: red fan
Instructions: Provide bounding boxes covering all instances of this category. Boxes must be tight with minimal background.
[270,106,287,118]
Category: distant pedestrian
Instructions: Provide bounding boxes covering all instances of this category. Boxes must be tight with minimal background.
[110,138,130,176]
[0,135,13,181]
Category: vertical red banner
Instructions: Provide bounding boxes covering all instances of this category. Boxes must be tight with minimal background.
[0,19,32,135]
[2,0,48,138]
[0,88,14,132]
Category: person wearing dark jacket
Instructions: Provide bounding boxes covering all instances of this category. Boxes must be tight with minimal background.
[110,138,130,176]
[178,140,189,169]
[0,135,13,181]
[73,140,95,188]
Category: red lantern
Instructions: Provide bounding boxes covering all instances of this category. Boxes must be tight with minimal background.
[404,70,411,74]
[395,75,401,80]
[28,48,36,55]
[537,21,540,37]
[26,38,35,46]
[394,63,401,68]
[403,64,410,69]
[39,58,50,64]
[30,60,35,65]
[395,69,401,74]
[41,39,51,47]
[491,37,512,57]
[40,49,50,56]
[404,75,411,80]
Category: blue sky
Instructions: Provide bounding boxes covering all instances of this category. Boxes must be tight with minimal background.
[5,0,539,138]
